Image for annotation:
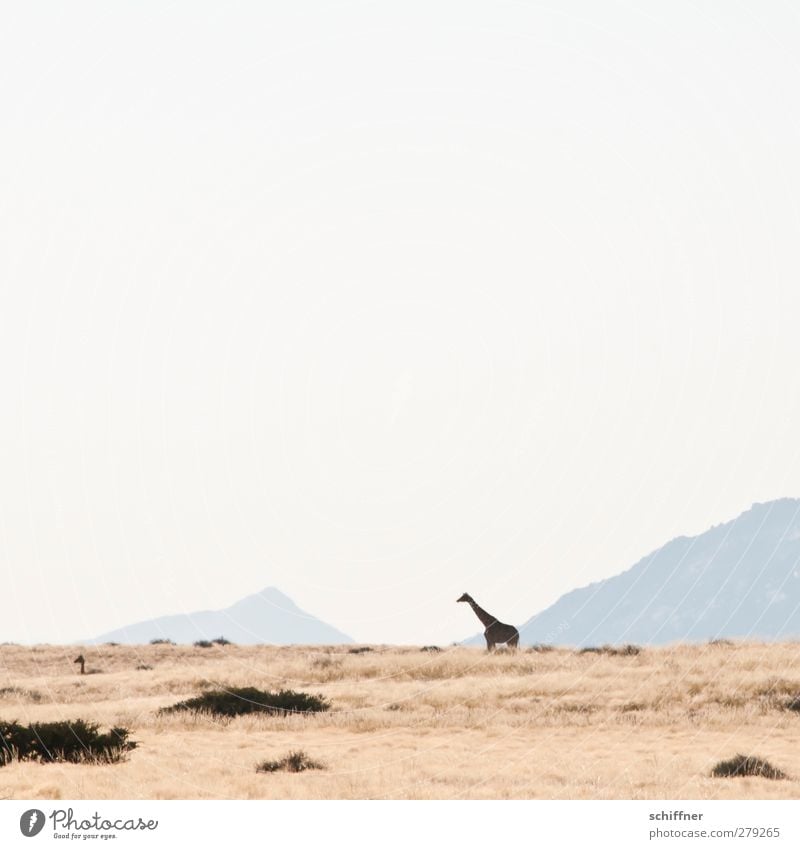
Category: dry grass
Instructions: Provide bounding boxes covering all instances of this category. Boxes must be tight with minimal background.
[2,641,800,799]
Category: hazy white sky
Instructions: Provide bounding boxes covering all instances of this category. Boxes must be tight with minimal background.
[2,1,800,645]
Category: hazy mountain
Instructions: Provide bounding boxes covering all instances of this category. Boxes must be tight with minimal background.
[88,586,354,645]
[469,498,800,647]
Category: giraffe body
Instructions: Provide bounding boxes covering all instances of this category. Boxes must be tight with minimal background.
[457,593,519,650]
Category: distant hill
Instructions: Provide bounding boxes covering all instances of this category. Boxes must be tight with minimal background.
[468,498,800,647]
[88,586,354,645]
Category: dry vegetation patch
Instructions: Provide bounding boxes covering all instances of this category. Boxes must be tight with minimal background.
[1,642,800,799]
[0,687,42,703]
[579,645,641,657]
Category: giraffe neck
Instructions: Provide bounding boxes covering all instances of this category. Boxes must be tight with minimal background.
[469,600,498,628]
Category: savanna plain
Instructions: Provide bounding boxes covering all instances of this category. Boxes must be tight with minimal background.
[2,641,800,800]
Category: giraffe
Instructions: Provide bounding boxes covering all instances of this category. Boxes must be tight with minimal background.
[73,653,104,675]
[457,593,519,651]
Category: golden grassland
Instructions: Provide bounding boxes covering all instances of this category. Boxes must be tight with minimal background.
[2,641,800,799]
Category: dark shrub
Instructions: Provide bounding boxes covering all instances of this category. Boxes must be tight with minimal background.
[136,664,154,671]
[194,640,213,648]
[348,647,372,654]
[256,750,325,773]
[784,695,800,712]
[420,646,441,653]
[711,754,787,780]
[159,687,330,718]
[617,644,641,656]
[212,637,233,645]
[0,720,136,766]
[149,638,175,645]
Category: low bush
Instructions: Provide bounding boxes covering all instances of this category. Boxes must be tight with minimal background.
[149,638,175,646]
[617,644,641,656]
[159,687,331,718]
[256,750,325,773]
[348,647,372,654]
[711,754,786,780]
[193,640,213,648]
[212,637,233,645]
[0,720,136,766]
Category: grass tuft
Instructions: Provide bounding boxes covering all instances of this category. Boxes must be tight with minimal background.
[711,754,787,780]
[256,750,325,773]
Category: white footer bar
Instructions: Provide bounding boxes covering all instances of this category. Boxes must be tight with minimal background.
[2,800,797,848]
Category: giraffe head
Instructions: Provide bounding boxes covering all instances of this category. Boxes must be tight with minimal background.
[73,654,85,664]
[456,593,472,603]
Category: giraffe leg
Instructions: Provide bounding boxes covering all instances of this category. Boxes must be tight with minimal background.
[509,634,519,650]
[485,637,495,652]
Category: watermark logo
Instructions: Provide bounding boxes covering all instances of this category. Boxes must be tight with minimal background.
[19,809,46,837]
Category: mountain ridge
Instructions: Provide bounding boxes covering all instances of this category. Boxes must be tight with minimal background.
[468,498,800,647]
[87,585,354,645]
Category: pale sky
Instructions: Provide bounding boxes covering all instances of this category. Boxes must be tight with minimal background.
[2,1,800,645]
